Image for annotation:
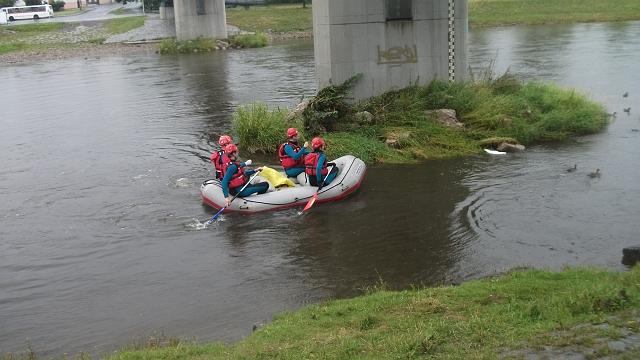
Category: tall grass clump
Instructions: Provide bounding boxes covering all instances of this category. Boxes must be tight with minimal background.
[158,38,215,54]
[233,102,293,153]
[230,33,268,48]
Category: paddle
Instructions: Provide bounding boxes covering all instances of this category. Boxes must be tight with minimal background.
[205,170,261,227]
[300,165,335,214]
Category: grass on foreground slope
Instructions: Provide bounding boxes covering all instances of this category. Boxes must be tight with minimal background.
[107,267,640,359]
[226,4,312,33]
[470,0,640,27]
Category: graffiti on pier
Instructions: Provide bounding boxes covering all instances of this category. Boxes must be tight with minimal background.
[377,45,418,64]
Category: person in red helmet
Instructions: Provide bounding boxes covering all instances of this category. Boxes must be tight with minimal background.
[210,135,238,180]
[278,127,309,178]
[304,137,338,188]
[220,144,269,206]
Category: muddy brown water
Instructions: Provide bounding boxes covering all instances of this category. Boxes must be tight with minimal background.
[1,22,640,356]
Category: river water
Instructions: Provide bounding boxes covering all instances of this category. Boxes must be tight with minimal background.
[1,22,639,356]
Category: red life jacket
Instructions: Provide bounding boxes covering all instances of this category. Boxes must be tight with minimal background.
[210,150,228,180]
[305,151,328,177]
[278,141,304,169]
[221,160,247,190]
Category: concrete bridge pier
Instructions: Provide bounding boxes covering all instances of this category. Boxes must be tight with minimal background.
[174,0,227,41]
[314,0,468,101]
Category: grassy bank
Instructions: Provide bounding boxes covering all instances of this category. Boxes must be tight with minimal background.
[104,267,640,359]
[0,17,146,55]
[470,0,640,27]
[226,4,312,34]
[233,75,607,164]
[223,0,640,35]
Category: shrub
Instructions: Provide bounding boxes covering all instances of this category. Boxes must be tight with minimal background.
[158,37,215,54]
[233,103,294,154]
[229,33,268,48]
[51,1,65,11]
[302,74,361,135]
[143,0,161,11]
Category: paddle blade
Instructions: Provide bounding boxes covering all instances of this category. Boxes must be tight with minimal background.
[302,194,318,212]
[205,206,226,227]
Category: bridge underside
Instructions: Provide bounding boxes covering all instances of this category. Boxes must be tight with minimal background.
[314,0,468,100]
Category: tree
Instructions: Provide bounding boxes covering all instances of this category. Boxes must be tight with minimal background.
[0,0,15,7]
[24,0,42,5]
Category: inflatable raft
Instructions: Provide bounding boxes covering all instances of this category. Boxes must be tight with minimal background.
[201,155,366,213]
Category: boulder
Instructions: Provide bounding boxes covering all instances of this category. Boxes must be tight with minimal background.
[425,109,464,128]
[354,111,374,125]
[287,99,311,121]
[497,142,526,152]
[384,129,411,149]
[622,246,640,267]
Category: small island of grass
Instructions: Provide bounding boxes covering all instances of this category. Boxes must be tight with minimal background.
[233,74,608,164]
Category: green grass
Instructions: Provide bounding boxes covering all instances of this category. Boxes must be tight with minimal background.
[0,42,27,54]
[232,75,607,163]
[102,16,146,35]
[2,22,63,34]
[469,0,640,27]
[226,4,312,33]
[105,267,640,359]
[229,32,268,48]
[0,23,64,55]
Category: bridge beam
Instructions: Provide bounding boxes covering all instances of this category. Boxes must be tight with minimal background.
[174,0,227,41]
[314,0,468,100]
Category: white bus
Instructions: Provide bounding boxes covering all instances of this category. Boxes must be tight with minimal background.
[1,5,54,22]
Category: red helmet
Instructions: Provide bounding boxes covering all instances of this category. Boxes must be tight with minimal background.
[286,128,298,138]
[218,135,233,147]
[225,144,238,154]
[311,137,325,149]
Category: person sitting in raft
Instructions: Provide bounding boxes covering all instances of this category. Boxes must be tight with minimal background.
[210,135,233,180]
[221,144,269,206]
[304,137,338,188]
[278,127,309,178]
